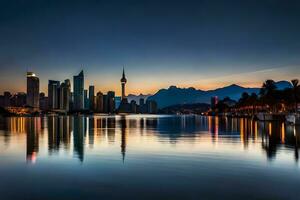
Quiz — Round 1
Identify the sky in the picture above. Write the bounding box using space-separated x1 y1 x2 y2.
1 0 300 95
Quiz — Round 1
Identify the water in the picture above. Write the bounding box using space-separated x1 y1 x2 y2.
0 115 299 200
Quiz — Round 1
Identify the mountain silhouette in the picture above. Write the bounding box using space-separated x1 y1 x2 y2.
127 94 151 104
148 81 292 108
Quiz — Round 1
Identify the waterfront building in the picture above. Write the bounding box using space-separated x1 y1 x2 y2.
11 92 27 107
115 96 121 110
73 70 84 110
130 100 137 113
89 85 95 111
84 89 89 110
139 98 147 113
103 94 108 113
60 79 71 111
146 100 158 114
39 93 48 111
26 72 40 109
107 91 115 113
48 80 60 109
95 92 104 112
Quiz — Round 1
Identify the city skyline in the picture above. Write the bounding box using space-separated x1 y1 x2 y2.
0 67 299 96
1 1 300 94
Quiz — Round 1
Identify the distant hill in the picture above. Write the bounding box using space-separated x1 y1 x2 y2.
127 94 151 104
148 81 292 108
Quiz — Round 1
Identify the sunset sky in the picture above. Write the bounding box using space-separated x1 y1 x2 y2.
1 0 300 95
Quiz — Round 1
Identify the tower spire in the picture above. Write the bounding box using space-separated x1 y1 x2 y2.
122 66 125 79
120 66 127 100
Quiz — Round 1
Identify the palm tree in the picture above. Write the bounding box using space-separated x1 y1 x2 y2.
260 80 277 112
291 79 299 113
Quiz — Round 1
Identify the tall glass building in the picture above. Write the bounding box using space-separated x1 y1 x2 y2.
26 72 39 110
73 70 84 110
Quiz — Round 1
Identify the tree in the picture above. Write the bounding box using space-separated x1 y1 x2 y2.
249 93 258 114
260 80 277 112
291 79 300 113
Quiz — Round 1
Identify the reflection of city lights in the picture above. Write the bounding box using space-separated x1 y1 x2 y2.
208 116 212 133
281 123 285 144
215 117 219 138
268 123 272 135
240 119 244 142
27 152 37 164
254 121 258 141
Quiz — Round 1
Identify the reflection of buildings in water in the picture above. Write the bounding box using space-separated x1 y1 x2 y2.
73 116 86 162
285 125 300 162
139 117 158 136
1 117 27 145
88 117 95 147
48 116 59 152
48 116 72 153
208 116 219 143
6 117 26 133
139 118 145 135
259 121 300 161
107 117 116 144
26 117 41 163
119 116 127 163
239 118 255 148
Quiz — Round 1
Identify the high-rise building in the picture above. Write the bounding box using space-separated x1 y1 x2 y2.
115 96 121 110
139 98 147 113
120 67 127 100
139 98 145 106
84 89 88 110
103 94 108 113
130 100 137 113
26 72 40 109
107 91 115 113
39 92 48 111
146 100 158 114
60 79 71 111
89 85 95 110
48 80 60 110
73 70 84 110
95 91 103 112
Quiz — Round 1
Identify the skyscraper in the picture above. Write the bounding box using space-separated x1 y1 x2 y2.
95 91 103 112
120 67 127 100
103 94 108 113
48 80 60 110
26 72 39 109
73 70 84 110
107 91 115 113
60 79 71 111
84 89 88 109
89 85 95 111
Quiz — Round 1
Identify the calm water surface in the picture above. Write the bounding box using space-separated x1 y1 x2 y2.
0 115 300 200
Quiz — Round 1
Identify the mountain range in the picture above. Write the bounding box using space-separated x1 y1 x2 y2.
146 81 292 108
126 93 151 104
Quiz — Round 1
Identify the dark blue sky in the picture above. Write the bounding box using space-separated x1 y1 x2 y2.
1 0 300 95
